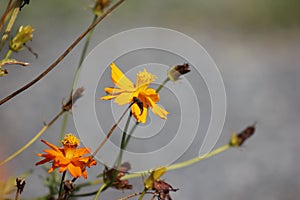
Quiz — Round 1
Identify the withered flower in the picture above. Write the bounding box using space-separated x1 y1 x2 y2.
153 180 178 200
103 162 132 190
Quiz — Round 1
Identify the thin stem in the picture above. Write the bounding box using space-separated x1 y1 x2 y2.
59 113 69 141
156 77 170 93
60 14 98 144
3 49 12 60
138 190 146 200
0 110 65 166
116 111 132 168
0 0 13 33
0 0 22 51
14 189 19 200
71 15 98 92
166 144 231 171
91 104 132 159
0 0 127 106
119 192 153 200
58 171 67 199
121 144 231 181
124 121 139 147
93 183 108 200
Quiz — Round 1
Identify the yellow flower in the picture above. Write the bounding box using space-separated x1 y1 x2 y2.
100 63 168 123
9 25 34 52
35 134 96 179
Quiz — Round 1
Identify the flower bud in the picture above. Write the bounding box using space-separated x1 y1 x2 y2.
9 25 34 52
230 125 256 147
167 63 191 81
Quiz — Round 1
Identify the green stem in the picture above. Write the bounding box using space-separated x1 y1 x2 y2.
4 49 12 60
124 121 139 147
156 77 170 93
121 144 231 181
59 15 98 139
166 144 231 171
93 183 108 200
138 190 146 200
58 171 66 199
116 111 132 168
59 112 69 141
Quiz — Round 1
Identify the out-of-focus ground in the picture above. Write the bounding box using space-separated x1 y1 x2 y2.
0 0 300 199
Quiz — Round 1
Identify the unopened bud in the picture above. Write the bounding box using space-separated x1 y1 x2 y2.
9 25 34 52
230 124 256 147
167 63 191 81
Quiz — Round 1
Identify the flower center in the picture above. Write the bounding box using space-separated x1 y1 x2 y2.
136 69 156 88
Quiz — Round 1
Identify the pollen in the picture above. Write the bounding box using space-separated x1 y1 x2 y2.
61 133 80 147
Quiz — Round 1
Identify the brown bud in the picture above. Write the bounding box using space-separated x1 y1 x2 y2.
230 124 256 147
168 63 191 81
16 177 26 194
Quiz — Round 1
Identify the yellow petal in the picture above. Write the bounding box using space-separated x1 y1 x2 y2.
100 95 117 100
110 63 135 91
114 92 132 105
132 103 148 123
104 87 125 94
146 97 168 119
151 104 168 119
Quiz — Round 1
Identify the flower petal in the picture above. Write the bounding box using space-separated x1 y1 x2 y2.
143 88 160 102
41 140 60 151
110 63 134 91
132 103 148 123
104 87 125 94
151 104 168 119
146 97 168 119
100 95 117 100
67 164 82 178
114 92 132 105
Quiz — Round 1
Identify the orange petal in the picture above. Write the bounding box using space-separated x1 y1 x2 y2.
67 164 82 178
110 63 135 91
144 88 160 102
41 140 60 151
75 147 91 156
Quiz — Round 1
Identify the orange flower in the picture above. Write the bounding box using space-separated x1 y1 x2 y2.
35 134 96 179
100 63 168 123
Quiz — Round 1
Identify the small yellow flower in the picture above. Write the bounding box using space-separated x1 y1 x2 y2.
9 25 34 52
35 134 96 179
100 63 168 123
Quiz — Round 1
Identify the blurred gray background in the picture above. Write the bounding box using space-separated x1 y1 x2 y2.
0 0 300 199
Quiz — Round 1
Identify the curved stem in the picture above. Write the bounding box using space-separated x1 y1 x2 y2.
121 144 231 181
0 110 65 166
0 0 127 106
93 183 108 200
